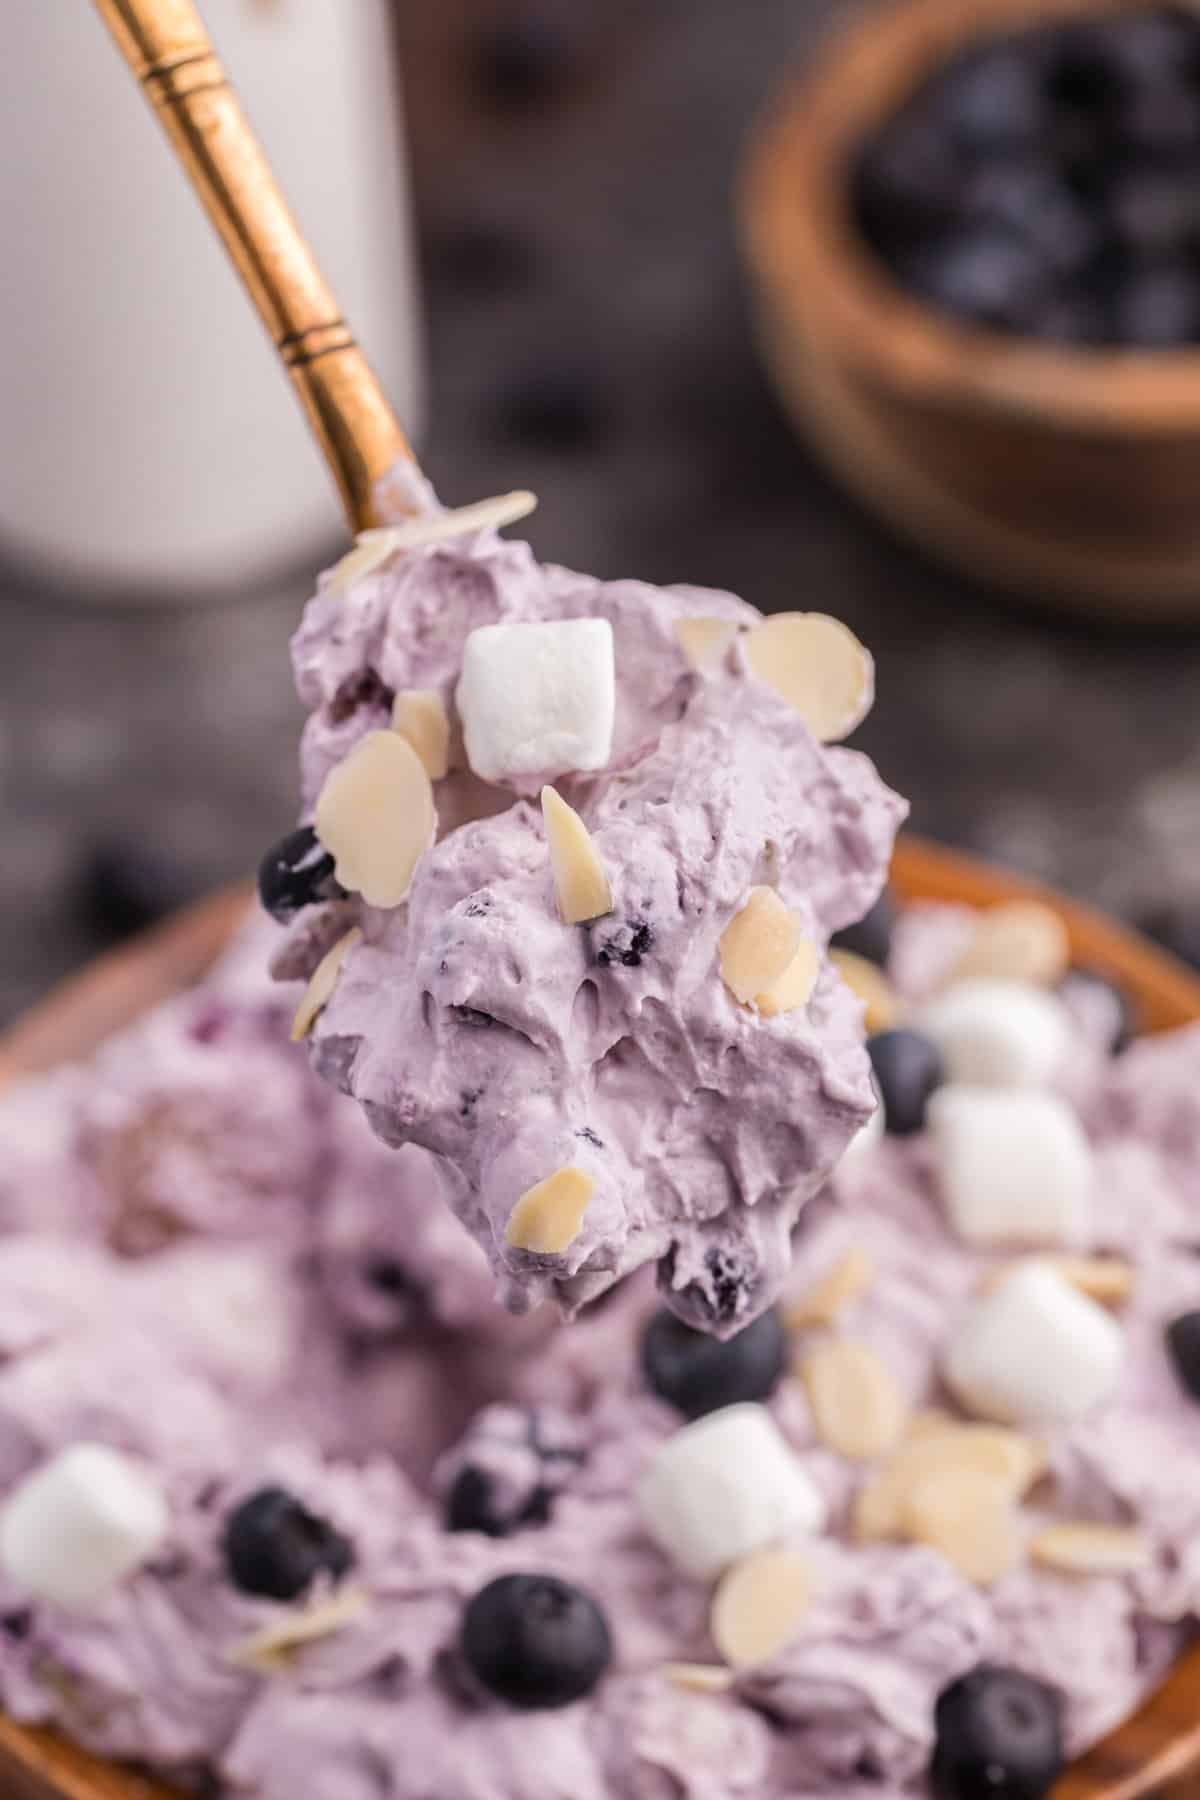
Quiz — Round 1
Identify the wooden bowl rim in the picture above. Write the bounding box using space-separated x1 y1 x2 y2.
742 0 1200 436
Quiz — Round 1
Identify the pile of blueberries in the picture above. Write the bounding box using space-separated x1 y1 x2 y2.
852 4 1200 346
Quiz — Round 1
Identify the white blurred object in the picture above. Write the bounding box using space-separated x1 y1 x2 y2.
0 3 423 598
0 1443 169 1610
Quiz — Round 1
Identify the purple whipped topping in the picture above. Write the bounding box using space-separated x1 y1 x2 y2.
284 466 905 1333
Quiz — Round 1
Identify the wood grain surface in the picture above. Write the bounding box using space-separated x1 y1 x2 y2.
0 837 1197 1799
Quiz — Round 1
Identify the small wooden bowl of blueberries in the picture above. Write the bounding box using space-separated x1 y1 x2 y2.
743 0 1200 620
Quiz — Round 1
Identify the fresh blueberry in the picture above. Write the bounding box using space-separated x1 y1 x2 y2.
460 1573 612 1708
221 1487 354 1601
1058 967 1135 1055
257 826 345 924
966 160 1098 277
908 227 1048 333
640 1305 786 1419
932 1664 1065 1800
867 1029 945 1135
832 890 896 969
930 43 1049 152
1108 168 1200 260
1166 1310 1200 1401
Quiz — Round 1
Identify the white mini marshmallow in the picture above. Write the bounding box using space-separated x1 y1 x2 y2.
636 1403 825 1580
915 978 1069 1089
944 1262 1123 1426
456 618 615 783
0 1443 169 1611
929 1087 1091 1249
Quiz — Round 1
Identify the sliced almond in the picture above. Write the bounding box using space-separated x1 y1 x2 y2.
829 951 900 1033
676 616 739 670
980 1256 1134 1309
756 940 821 1017
661 1662 736 1696
902 1469 1022 1587
392 689 451 780
798 1337 908 1461
744 612 874 743
505 1165 594 1255
290 928 361 1042
328 491 538 596
783 1246 876 1331
541 787 613 925
710 1548 814 1669
852 1424 1043 1542
947 901 1071 989
314 730 436 909
720 887 803 1007
1030 1522 1152 1577
226 1586 368 1673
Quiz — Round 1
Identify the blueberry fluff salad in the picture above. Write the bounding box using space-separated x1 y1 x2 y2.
854 4 1200 348
1 479 1200 1799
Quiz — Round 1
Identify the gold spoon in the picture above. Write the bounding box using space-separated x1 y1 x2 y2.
92 0 413 533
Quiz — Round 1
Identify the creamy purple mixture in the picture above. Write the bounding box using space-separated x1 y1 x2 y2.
0 889 1197 1797
278 468 905 1332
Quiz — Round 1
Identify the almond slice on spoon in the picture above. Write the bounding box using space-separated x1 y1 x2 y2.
744 613 874 742
720 888 803 1007
314 730 436 909
757 940 821 1017
328 491 539 595
291 928 361 1042
392 689 451 780
675 617 739 670
506 1166 594 1254
541 787 613 924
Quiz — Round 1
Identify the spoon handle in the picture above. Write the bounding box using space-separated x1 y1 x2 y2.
92 0 413 533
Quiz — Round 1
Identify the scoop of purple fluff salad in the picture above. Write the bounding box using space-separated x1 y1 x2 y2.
267 466 906 1334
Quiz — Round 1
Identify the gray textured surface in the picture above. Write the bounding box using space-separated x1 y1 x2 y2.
3 0 1200 1027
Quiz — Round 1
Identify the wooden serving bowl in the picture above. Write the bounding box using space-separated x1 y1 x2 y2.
742 0 1200 622
2 836 1200 1798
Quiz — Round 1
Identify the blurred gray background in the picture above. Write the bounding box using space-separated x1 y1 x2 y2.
4 0 1200 1024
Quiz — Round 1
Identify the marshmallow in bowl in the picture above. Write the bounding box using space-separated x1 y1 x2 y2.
456 618 616 782
915 978 1069 1088
0 1443 169 1611
929 1087 1092 1248
636 1404 825 1579
944 1262 1124 1426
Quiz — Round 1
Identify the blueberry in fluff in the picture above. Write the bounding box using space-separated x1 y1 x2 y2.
256 825 346 923
640 1305 786 1419
460 1572 612 1708
932 1664 1064 1799
1166 1311 1200 1402
867 1029 945 1135
222 1486 354 1601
